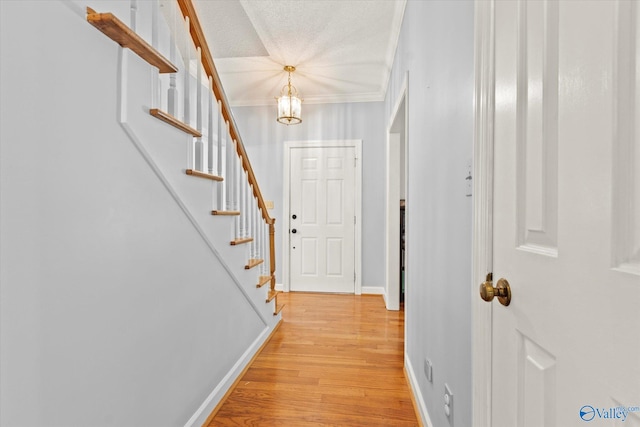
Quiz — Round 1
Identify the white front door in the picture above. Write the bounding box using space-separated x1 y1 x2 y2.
289 146 356 293
485 1 640 426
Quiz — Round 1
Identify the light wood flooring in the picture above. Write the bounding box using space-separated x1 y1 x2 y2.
207 292 419 426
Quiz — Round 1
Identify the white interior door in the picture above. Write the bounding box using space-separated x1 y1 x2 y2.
289 146 356 293
486 1 640 426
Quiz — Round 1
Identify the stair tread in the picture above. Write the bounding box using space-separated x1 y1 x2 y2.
266 290 279 303
150 109 201 137
212 210 241 216
274 303 285 316
245 258 264 270
257 275 272 288
186 169 223 182
86 8 177 73
231 237 253 246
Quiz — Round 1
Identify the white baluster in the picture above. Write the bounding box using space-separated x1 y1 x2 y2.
226 133 233 211
183 16 191 125
239 168 246 239
168 1 178 116
235 152 242 238
261 218 267 276
257 214 263 272
208 77 215 175
217 101 224 210
266 219 270 276
245 176 252 240
232 141 238 234
252 196 258 260
254 197 262 259
255 207 261 262
260 203 265 263
225 125 234 212
248 185 253 243
243 170 249 239
194 47 203 171
130 0 138 32
250 191 256 257
262 218 269 276
223 122 229 207
234 140 242 216
151 0 160 109
152 0 158 46
168 70 178 115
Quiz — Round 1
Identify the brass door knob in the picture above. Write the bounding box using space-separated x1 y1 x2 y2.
479 273 511 306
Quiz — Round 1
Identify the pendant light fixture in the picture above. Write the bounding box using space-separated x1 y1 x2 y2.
276 65 302 125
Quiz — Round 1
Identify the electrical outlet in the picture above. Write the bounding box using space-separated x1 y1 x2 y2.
424 358 433 383
444 383 453 420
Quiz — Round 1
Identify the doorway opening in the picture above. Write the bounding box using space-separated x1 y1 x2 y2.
386 79 408 311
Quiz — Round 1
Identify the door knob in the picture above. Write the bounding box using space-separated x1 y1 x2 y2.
479 273 511 306
291 229 297 234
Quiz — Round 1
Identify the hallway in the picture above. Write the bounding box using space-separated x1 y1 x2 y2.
208 292 419 426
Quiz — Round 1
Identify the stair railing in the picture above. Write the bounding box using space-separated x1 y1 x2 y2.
88 0 277 303
172 0 277 292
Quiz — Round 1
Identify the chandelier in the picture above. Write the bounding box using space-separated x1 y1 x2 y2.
276 65 302 125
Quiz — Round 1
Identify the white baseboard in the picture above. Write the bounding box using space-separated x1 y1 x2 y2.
362 286 385 295
405 355 434 427
184 326 272 427
276 283 384 295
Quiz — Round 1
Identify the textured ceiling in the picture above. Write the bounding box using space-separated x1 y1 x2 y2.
192 0 406 106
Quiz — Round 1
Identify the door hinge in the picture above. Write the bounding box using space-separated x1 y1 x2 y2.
354 157 357 167
354 215 356 225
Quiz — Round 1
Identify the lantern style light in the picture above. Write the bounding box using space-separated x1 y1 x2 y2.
276 65 302 125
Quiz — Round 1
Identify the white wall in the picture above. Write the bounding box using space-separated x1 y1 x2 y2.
386 1 475 426
0 2 273 425
232 102 387 289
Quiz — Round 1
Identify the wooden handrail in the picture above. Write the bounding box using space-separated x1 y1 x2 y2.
176 0 273 226
86 8 178 74
176 0 277 293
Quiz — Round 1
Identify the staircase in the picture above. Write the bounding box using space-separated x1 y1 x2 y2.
0 0 291 425
86 1 283 319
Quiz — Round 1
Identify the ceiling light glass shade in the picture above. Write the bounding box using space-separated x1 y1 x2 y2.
276 66 302 125
277 92 302 125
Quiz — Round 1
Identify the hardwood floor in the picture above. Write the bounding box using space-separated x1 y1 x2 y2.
207 292 419 426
